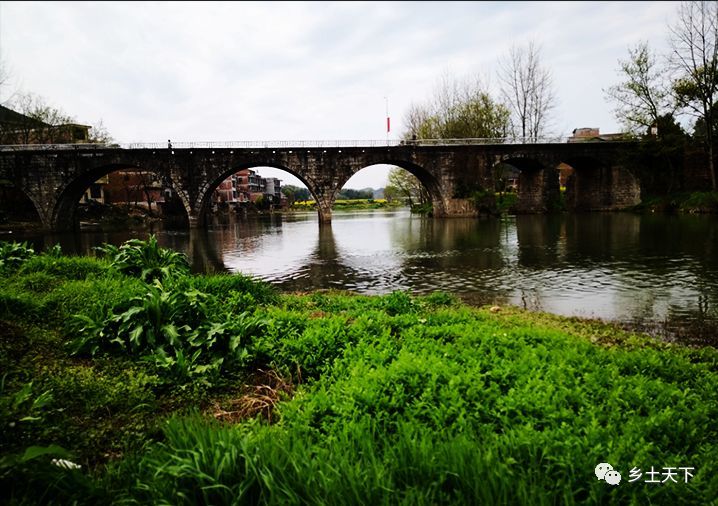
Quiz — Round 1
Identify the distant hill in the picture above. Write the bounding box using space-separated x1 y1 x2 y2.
337 187 374 200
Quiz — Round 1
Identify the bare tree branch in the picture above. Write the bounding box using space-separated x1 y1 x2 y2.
497 41 557 140
669 0 718 189
402 72 510 141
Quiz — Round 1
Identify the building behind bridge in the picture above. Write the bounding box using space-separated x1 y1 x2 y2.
0 104 91 145
81 168 288 215
211 169 287 211
568 127 629 143
0 104 93 221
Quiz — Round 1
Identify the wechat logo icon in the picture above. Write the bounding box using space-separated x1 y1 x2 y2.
595 462 621 486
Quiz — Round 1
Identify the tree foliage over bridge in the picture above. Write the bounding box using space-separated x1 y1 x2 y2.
604 0 718 190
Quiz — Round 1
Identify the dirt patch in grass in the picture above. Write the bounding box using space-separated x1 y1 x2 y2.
210 369 295 424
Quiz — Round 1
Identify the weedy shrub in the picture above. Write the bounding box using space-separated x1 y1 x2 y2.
0 376 53 434
0 241 35 274
680 191 718 212
0 443 104 505
0 254 124 324
19 254 111 280
39 365 160 418
181 273 278 306
95 235 190 282
381 291 416 316
417 291 458 308
0 291 41 320
226 291 257 314
44 243 63 258
40 276 147 326
250 309 364 381
147 312 267 383
17 271 61 293
264 315 351 379
0 377 61 481
69 280 206 357
69 280 268 385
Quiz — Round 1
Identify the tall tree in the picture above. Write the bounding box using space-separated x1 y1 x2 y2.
282 185 310 203
669 0 718 189
498 42 557 141
403 102 437 140
384 168 429 207
604 41 673 134
402 72 510 140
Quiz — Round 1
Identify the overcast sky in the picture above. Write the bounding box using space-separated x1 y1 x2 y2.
1 1 680 189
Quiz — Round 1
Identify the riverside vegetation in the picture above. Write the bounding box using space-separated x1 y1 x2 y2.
0 237 717 505
291 198 404 212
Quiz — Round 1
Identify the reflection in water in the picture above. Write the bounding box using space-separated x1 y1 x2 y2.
11 209 718 344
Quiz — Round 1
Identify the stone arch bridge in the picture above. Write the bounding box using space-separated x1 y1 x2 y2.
0 139 640 230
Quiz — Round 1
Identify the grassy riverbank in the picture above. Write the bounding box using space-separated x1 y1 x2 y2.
634 191 718 214
292 198 404 211
1 238 717 504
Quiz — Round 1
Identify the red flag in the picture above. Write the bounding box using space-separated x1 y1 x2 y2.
387 117 391 133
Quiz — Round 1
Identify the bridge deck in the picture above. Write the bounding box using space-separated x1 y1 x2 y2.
0 136 633 151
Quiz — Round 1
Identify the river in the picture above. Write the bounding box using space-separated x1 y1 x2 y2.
7 209 718 345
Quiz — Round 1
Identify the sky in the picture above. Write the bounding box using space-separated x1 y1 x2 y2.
0 1 680 189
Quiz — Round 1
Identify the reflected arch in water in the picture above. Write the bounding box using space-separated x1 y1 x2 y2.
300 223 362 289
185 227 228 274
515 214 564 267
563 212 641 262
388 215 501 253
202 212 323 283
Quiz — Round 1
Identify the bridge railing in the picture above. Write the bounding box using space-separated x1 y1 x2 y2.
0 136 623 151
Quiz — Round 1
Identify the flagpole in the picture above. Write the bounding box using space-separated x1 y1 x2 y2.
385 96 390 144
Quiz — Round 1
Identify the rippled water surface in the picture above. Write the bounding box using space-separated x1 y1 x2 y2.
13 209 718 343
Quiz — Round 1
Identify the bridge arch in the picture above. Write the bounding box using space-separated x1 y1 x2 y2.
0 182 46 227
492 155 560 213
337 160 446 216
560 155 640 211
51 163 188 231
194 162 324 226
0 142 641 231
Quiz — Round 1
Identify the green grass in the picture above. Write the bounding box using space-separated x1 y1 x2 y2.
110 296 718 505
635 191 718 213
292 199 405 211
680 191 718 212
1 241 717 504
496 192 518 213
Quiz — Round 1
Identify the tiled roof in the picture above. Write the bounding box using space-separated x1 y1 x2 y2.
0 105 49 128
